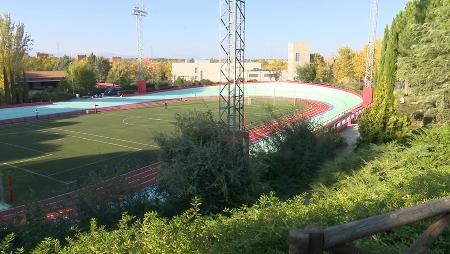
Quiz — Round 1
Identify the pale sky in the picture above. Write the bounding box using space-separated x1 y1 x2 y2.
0 0 408 59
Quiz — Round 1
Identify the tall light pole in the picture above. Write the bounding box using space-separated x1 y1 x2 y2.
132 1 148 92
219 0 246 131
364 0 379 89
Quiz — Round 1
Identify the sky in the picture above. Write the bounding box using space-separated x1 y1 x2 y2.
0 0 408 59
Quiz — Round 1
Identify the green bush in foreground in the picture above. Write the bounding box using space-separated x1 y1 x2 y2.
19 125 448 253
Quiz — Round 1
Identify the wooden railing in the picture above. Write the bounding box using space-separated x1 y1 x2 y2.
289 196 450 254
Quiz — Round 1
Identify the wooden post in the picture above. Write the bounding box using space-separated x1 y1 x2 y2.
289 230 309 254
306 225 324 254
404 213 450 254
289 226 324 254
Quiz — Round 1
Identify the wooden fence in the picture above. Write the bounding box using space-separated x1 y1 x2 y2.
289 196 450 254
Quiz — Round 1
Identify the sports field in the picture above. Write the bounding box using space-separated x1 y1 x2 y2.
0 98 307 204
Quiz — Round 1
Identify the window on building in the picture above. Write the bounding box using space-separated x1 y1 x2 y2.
295 53 301 62
194 67 198 73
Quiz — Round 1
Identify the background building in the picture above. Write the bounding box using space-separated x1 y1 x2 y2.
172 61 263 82
287 42 310 80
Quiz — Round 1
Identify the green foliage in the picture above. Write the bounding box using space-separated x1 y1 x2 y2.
86 53 111 83
107 61 132 85
53 55 74 71
295 64 315 82
154 111 261 214
24 126 450 253
0 14 32 104
255 120 343 197
66 60 96 95
25 55 58 71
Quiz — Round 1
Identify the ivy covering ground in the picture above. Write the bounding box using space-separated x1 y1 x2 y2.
16 125 448 254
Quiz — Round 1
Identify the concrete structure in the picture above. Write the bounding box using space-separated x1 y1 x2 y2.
172 61 263 82
287 42 310 80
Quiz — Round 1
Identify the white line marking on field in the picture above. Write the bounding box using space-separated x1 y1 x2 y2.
8 154 53 165
28 124 157 148
48 152 136 176
1 162 72 185
0 141 49 155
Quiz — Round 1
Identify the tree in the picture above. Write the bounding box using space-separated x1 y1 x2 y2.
94 56 111 83
0 14 32 104
67 60 96 94
397 4 450 94
359 26 411 144
107 61 132 85
295 64 315 82
311 53 328 83
53 55 74 71
332 47 355 84
25 55 57 71
154 111 260 214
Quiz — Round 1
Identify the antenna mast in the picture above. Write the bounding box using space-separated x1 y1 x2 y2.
364 0 379 88
132 1 148 81
219 0 246 131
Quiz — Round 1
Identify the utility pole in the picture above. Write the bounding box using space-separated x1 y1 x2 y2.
219 0 246 131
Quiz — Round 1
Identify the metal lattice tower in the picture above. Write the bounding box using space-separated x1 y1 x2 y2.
219 0 246 131
364 0 379 88
132 1 148 81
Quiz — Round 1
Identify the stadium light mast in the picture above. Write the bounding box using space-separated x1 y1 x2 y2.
132 1 148 93
364 0 379 89
219 0 246 131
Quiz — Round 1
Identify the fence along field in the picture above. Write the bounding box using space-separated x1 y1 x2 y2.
0 98 308 204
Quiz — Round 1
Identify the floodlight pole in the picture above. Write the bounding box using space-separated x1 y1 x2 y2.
132 1 148 82
364 0 379 88
219 0 246 131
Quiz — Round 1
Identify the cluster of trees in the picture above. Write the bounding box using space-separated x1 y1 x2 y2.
0 14 32 104
296 43 381 90
360 0 450 143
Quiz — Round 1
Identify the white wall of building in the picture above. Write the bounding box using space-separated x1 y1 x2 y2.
287 42 311 80
172 62 262 82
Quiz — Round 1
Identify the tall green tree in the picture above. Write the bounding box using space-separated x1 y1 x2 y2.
332 47 355 84
0 14 32 104
295 64 315 82
53 55 74 71
107 61 132 85
67 60 96 94
397 4 450 94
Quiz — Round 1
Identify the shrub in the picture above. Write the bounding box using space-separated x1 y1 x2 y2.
26 125 450 253
154 111 263 214
254 120 343 197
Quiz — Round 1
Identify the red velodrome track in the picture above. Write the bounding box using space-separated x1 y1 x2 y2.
0 83 364 224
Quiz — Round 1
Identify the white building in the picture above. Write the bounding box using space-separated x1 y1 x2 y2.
172 42 310 82
288 42 311 80
172 61 266 82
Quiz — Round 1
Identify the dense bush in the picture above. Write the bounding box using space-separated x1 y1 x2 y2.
255 120 343 197
12 125 448 253
29 88 75 102
154 111 263 214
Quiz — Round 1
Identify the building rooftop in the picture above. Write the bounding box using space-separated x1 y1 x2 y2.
25 71 66 82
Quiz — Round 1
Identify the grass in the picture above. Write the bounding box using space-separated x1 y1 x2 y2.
0 98 307 204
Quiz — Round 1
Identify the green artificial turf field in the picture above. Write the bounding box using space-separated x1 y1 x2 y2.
0 98 307 204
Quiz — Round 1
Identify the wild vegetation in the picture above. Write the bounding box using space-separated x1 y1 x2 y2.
1 124 446 253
